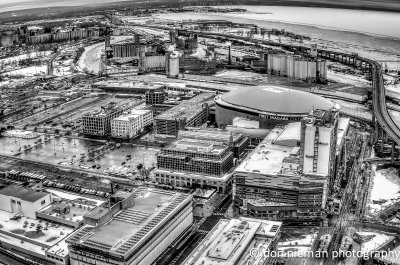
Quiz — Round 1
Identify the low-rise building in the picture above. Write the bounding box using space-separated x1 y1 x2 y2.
67 187 193 265
111 109 153 138
154 93 214 135
182 217 282 265
0 185 52 219
0 185 75 265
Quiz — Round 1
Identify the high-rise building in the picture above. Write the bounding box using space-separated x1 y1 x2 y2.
300 108 340 178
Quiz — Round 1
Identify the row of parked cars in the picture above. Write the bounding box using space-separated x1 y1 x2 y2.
42 180 111 198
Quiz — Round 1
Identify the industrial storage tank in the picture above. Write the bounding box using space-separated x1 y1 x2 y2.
307 60 317 80
286 56 295 78
317 59 327 81
168 57 180 77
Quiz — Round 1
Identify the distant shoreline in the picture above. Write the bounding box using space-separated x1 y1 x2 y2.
1 0 400 23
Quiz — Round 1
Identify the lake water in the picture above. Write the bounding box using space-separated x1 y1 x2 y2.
157 7 400 65
0 0 131 13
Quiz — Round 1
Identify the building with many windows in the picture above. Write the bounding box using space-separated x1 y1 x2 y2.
67 187 193 265
154 93 215 135
81 102 123 136
233 107 343 223
182 217 282 265
145 89 167 105
155 129 248 192
111 109 153 138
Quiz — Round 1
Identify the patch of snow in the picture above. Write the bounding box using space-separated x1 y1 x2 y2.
357 231 394 253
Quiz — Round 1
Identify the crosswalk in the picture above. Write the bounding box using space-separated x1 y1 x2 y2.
212 213 225 216
197 230 209 234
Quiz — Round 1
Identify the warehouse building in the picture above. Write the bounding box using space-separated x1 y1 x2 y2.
182 217 282 265
67 187 193 265
154 93 215 135
0 185 52 219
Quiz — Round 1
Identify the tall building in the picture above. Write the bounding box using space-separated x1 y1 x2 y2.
300 108 340 178
154 93 214 136
155 129 248 192
81 102 123 136
67 187 193 265
111 109 153 138
182 217 282 265
233 107 343 223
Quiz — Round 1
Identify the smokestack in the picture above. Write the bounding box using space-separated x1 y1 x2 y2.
228 45 232 65
110 182 114 194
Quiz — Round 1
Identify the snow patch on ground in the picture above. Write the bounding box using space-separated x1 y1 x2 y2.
279 233 317 246
1 65 47 77
357 231 394 253
368 166 400 215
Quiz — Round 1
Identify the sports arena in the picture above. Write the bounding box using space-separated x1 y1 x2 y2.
215 85 337 129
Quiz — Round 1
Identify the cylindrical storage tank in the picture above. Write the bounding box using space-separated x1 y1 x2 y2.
268 54 273 72
285 56 293 78
279 55 287 75
272 54 280 74
169 57 179 77
307 61 316 79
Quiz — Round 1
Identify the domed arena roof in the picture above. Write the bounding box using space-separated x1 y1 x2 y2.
220 86 335 115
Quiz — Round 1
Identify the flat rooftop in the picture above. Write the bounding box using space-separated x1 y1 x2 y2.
0 185 49 202
155 93 214 121
67 188 191 258
166 139 227 155
336 117 350 155
0 209 74 257
235 123 301 176
182 217 281 265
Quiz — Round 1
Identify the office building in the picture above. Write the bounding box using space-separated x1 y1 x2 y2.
182 217 282 265
145 89 167 105
154 93 214 135
111 109 153 138
155 129 248 192
67 187 193 265
81 102 123 136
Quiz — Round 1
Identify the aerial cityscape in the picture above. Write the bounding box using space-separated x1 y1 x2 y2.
0 1 400 265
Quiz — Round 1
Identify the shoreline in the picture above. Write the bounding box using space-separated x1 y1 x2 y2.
2 1 400 23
